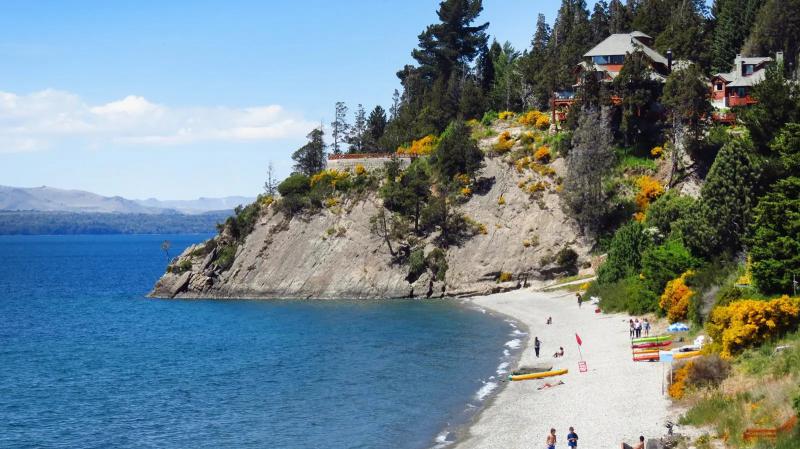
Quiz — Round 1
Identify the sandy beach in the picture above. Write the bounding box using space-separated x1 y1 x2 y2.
454 288 670 449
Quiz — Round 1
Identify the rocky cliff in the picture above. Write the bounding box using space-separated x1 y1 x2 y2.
150 128 593 300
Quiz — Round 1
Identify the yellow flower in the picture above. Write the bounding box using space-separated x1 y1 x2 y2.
533 145 551 163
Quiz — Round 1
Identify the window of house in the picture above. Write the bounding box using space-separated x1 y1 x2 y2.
716 83 723 91
744 64 754 75
592 55 624 65
737 87 747 97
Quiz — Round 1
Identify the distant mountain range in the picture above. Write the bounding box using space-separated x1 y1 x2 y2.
0 185 255 215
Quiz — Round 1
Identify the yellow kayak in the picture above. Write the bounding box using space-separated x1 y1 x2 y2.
633 348 661 354
674 351 701 360
509 369 568 381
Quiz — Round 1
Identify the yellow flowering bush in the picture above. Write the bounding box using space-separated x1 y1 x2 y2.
650 146 664 158
310 169 350 188
706 295 800 358
478 223 488 235
324 197 340 208
498 111 515 121
354 163 367 176
529 163 556 177
526 181 548 194
497 195 506 205
519 131 537 145
455 173 471 186
494 131 515 153
634 175 665 221
466 118 480 128
514 156 531 173
669 361 693 399
535 114 550 129
498 271 513 282
659 270 695 322
460 186 472 197
397 134 439 156
518 110 550 129
533 145 551 163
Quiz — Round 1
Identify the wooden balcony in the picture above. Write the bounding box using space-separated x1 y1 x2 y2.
727 96 758 107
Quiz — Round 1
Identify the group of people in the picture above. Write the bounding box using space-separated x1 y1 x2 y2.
545 427 579 449
629 318 650 338
544 427 645 448
533 337 564 359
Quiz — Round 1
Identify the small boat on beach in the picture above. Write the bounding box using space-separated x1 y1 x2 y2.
631 341 672 349
508 369 568 381
631 335 672 344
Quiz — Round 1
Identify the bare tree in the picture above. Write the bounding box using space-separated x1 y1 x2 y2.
263 161 278 195
161 240 172 263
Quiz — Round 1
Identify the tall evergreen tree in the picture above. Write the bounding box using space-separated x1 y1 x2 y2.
653 0 709 64
549 0 592 90
330 102 349 155
563 108 616 234
366 105 388 152
608 0 631 33
739 62 800 152
710 0 764 73
292 128 326 176
347 104 368 153
743 0 800 73
614 50 661 146
520 14 552 109
590 0 611 44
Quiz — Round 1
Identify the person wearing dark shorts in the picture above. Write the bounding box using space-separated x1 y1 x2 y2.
546 428 556 449
534 337 541 358
567 426 578 448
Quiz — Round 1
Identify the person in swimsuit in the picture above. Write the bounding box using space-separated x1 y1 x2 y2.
534 337 541 358
553 346 564 358
621 435 645 449
546 428 557 449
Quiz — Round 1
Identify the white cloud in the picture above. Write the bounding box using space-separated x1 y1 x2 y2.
0 89 316 153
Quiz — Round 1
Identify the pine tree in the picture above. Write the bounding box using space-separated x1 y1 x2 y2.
614 50 661 146
739 62 800 152
710 0 764 73
590 0 611 44
390 89 400 120
653 0 709 64
608 0 631 33
347 104 368 153
430 121 484 181
563 108 616 234
330 102 349 155
700 138 762 253
743 0 800 73
366 105 387 152
520 14 552 110
263 161 278 195
292 128 326 176
661 64 713 155
549 0 593 90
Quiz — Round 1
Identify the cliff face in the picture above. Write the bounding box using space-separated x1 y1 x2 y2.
150 144 592 300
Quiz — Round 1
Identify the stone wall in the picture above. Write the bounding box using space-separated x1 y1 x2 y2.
327 154 412 172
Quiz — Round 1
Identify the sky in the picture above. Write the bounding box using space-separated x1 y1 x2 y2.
0 1 588 200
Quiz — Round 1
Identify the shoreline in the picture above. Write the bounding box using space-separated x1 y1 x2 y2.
451 288 671 449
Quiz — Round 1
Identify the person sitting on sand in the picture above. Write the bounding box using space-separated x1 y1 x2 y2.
621 435 645 449
553 346 564 358
546 316 553 325
546 428 557 449
537 380 565 390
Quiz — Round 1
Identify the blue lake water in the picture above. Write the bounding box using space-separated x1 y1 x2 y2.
0 234 517 449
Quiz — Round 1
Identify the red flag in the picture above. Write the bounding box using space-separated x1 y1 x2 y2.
575 333 583 346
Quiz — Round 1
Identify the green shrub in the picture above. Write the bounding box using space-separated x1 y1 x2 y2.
687 355 731 388
426 248 448 281
588 275 658 314
215 244 237 271
480 110 498 126
407 249 426 283
277 173 311 197
644 191 696 239
640 239 697 294
597 221 652 284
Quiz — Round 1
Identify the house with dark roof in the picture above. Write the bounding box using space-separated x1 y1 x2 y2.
711 53 778 109
552 31 685 120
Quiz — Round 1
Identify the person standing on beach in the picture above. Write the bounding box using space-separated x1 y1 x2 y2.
629 319 635 339
567 426 578 448
546 428 557 449
634 319 641 338
534 337 541 358
644 319 651 337
576 292 582 308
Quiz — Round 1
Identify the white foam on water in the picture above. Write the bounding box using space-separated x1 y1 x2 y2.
474 380 498 401
505 339 521 349
432 431 454 448
496 362 510 374
511 329 527 336
503 349 510 357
